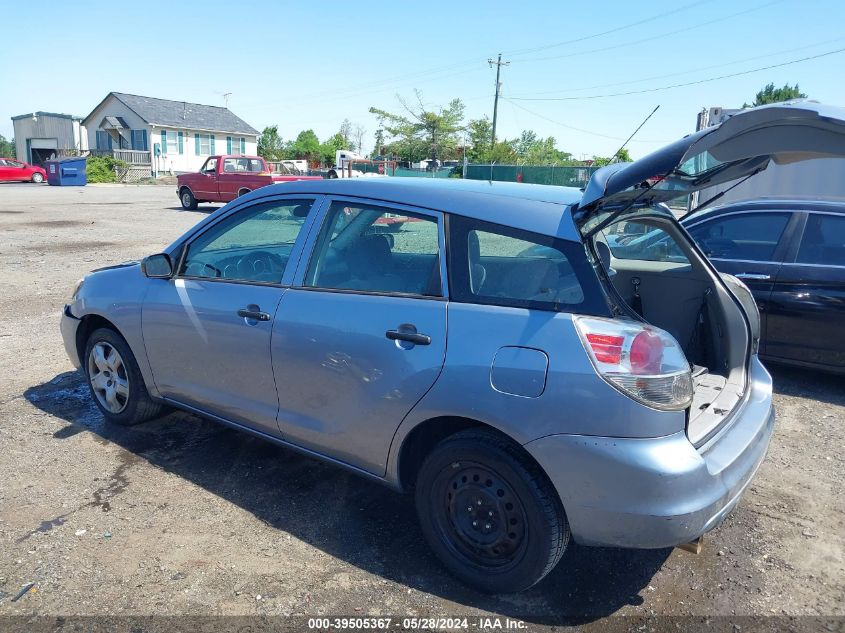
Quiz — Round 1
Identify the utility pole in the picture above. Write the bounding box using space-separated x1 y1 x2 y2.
488 53 510 149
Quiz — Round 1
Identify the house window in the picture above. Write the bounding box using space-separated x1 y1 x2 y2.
227 136 246 155
162 130 180 155
195 133 215 155
96 130 112 150
130 130 148 151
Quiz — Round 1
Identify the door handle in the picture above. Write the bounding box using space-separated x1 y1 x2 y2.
237 305 271 322
735 273 771 281
386 324 431 346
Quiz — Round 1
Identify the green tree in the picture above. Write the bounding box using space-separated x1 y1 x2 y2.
290 129 322 163
320 132 347 166
465 117 493 162
338 119 354 149
0 134 15 158
257 126 287 161
369 92 465 162
372 128 385 159
744 82 807 108
591 148 632 167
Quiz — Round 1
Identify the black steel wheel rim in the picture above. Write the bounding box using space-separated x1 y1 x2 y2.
430 460 528 571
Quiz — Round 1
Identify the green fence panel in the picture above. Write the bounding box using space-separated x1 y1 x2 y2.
465 164 598 188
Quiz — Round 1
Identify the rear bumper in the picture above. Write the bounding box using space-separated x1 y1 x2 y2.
60 305 82 369
524 357 774 548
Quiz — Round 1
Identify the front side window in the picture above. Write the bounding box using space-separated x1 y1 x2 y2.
181 199 314 283
686 212 790 262
305 200 442 296
202 158 218 173
796 214 845 266
449 216 595 311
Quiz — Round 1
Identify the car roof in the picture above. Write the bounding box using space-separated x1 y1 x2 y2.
247 177 584 240
684 197 845 224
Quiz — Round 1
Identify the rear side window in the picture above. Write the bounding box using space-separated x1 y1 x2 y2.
796 214 845 266
448 215 605 313
686 212 790 262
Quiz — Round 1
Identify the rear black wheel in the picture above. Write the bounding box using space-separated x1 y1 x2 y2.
415 429 569 593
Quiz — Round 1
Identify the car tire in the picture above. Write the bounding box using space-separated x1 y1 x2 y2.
31 172 44 183
237 188 250 197
327 170 338 179
415 429 569 593
84 327 163 426
180 188 198 210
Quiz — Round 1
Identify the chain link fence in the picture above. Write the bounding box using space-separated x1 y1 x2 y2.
465 164 598 187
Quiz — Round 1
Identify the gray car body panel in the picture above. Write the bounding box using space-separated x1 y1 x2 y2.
70 104 845 548
525 357 774 548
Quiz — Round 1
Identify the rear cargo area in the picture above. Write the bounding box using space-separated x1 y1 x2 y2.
594 215 750 445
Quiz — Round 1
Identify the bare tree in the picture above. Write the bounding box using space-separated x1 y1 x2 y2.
353 124 367 154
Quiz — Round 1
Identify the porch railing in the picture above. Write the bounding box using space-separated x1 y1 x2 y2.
87 149 151 165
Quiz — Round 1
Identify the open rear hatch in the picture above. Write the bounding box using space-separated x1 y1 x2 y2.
573 102 845 444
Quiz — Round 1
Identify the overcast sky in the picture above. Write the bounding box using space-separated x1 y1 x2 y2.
2 0 844 159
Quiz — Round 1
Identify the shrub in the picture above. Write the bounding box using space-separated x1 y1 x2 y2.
86 155 128 183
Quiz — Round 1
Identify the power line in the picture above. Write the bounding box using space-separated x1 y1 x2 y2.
503 98 671 143
503 0 706 57
511 0 784 64
514 36 845 96
507 46 845 101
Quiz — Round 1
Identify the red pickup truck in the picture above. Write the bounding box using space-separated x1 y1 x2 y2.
177 155 321 210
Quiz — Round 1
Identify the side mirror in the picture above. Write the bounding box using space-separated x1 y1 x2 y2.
141 253 173 278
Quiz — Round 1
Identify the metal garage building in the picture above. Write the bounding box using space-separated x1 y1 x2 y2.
10 112 88 166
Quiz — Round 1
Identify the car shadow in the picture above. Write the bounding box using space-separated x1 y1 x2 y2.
166 206 217 213
24 371 669 623
767 362 844 407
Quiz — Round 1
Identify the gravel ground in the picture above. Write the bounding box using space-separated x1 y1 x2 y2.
0 183 842 630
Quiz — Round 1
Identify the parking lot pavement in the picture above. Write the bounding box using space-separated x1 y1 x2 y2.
0 183 842 627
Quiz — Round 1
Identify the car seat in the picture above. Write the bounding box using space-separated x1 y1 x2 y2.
337 234 405 292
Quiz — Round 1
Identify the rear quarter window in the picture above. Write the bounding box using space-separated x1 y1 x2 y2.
447 215 608 315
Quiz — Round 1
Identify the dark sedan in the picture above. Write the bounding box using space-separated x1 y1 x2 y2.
682 199 845 374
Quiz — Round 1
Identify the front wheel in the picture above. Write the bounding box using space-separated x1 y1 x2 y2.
180 188 198 210
31 172 44 183
84 328 164 426
415 429 569 593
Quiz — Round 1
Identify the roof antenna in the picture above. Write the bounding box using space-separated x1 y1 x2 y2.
610 105 660 164
223 92 232 108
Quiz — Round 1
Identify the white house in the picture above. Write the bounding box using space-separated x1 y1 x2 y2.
82 92 260 175
11 112 88 165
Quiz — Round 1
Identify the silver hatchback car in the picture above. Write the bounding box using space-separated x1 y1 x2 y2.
61 103 844 593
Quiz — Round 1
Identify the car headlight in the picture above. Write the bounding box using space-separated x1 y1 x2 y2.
70 277 85 301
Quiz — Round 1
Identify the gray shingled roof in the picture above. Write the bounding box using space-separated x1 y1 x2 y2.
109 92 259 135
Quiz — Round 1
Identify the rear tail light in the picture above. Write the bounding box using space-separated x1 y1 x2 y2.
574 316 693 411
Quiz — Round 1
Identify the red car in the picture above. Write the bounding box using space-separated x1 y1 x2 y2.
177 155 321 209
0 158 47 183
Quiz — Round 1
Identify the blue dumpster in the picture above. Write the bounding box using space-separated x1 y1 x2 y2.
45 157 87 186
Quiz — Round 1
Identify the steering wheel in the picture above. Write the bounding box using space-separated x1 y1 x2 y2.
185 261 223 278
702 237 737 258
236 250 286 278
